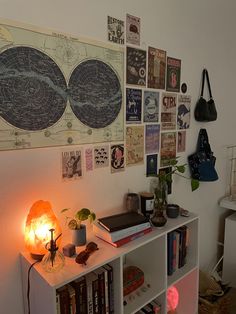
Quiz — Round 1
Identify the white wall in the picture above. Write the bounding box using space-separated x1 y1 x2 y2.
1 1 236 313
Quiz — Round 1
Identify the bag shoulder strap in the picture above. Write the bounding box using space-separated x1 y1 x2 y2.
200 69 206 97
200 68 213 99
205 69 213 99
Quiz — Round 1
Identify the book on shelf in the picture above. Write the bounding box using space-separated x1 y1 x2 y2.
57 286 70 314
93 220 151 242
97 212 149 232
167 232 175 276
92 273 100 314
56 292 60 314
67 284 76 314
93 267 106 314
71 276 87 314
86 272 98 314
103 264 114 314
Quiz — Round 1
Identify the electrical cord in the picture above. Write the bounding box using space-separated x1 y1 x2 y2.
27 260 40 314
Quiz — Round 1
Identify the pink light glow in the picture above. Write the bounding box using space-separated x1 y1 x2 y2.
167 285 179 311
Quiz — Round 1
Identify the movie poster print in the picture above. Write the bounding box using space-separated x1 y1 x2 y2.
160 132 176 167
126 46 146 86
126 126 144 166
177 95 191 129
148 47 166 89
143 91 159 123
161 92 177 130
85 148 93 171
62 149 82 181
107 16 124 45
177 131 186 153
145 124 160 154
146 154 158 176
94 145 109 168
126 88 142 123
111 144 125 173
126 14 140 45
166 57 181 92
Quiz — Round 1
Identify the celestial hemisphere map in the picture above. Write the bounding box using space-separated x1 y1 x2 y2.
0 19 124 150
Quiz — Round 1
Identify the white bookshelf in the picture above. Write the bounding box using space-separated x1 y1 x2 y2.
21 212 199 314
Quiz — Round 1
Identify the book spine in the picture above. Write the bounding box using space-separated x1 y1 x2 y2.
58 287 70 314
92 276 99 314
103 268 109 314
105 265 114 314
56 293 60 314
72 276 87 314
172 232 177 272
167 232 174 276
174 231 180 270
114 227 152 247
86 276 93 314
67 285 76 314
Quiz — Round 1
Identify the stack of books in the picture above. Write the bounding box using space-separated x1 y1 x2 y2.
135 300 161 313
93 212 152 247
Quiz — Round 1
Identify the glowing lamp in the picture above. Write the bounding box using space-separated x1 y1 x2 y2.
167 285 179 313
24 200 62 260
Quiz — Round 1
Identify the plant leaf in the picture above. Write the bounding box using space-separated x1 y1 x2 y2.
176 165 186 173
76 208 91 221
169 159 178 166
191 179 200 191
61 208 70 213
89 213 96 223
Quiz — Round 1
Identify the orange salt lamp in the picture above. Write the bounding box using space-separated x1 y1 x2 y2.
24 200 62 260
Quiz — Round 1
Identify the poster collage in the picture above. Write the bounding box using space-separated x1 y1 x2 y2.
63 14 191 182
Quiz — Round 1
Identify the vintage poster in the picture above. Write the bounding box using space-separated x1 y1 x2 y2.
145 124 160 154
111 144 125 173
143 91 159 123
147 47 166 89
126 88 142 123
62 149 82 181
107 16 124 45
126 14 140 45
161 92 177 130
166 57 181 92
160 132 176 167
177 131 186 153
85 148 93 171
146 154 158 176
126 126 144 166
94 145 109 168
126 46 146 86
159 167 172 194
177 95 191 129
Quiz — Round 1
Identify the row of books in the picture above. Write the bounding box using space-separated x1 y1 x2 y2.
167 225 189 276
56 263 114 314
135 300 161 314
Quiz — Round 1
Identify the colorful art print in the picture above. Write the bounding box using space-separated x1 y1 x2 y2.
145 124 160 154
126 14 140 45
126 88 142 123
166 57 181 92
161 92 177 130
107 16 124 45
159 167 172 194
126 46 146 86
146 154 158 176
94 145 109 168
126 126 144 166
85 148 93 171
147 47 166 89
62 149 82 181
160 132 176 167
177 95 191 129
111 144 125 173
143 91 159 123
177 131 186 153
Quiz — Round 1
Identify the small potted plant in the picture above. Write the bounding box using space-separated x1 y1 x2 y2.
61 208 96 246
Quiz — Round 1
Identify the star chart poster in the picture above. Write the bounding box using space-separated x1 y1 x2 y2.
126 46 146 86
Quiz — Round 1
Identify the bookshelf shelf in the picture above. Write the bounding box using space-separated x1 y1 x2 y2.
21 212 199 314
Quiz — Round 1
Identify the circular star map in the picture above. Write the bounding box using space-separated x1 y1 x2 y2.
68 59 122 129
0 46 67 130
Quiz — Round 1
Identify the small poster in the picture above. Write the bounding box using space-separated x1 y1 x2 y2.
126 88 142 123
146 154 158 176
62 149 82 181
126 14 140 45
126 46 146 86
85 148 93 171
148 47 166 89
107 16 124 45
126 126 144 166
94 145 109 168
161 92 177 130
166 57 181 92
177 95 191 129
143 91 159 123
160 132 176 167
159 167 172 194
145 124 160 154
111 144 125 173
177 131 186 153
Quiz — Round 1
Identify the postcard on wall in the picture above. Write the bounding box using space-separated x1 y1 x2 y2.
161 92 177 130
85 148 93 171
126 13 140 45
177 94 191 129
126 88 142 123
147 47 166 89
146 154 158 176
166 57 181 92
126 46 146 86
126 126 144 166
94 145 109 168
145 124 160 154
159 167 172 194
177 131 186 153
62 149 82 181
160 132 176 167
111 144 125 173
143 91 159 123
107 16 124 45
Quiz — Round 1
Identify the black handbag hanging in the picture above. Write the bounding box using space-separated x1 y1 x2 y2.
194 69 217 122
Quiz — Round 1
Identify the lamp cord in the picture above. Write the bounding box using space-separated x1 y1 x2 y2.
27 260 40 314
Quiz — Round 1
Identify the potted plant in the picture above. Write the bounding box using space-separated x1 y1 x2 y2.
61 208 96 246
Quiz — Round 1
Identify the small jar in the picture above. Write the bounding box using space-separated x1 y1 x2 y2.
126 193 139 212
140 192 154 218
